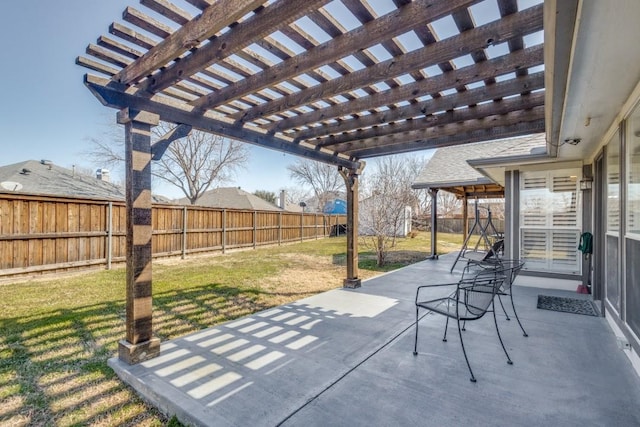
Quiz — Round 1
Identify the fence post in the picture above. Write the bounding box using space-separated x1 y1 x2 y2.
315 213 319 239
253 211 257 249
182 206 187 259
278 211 282 245
300 210 304 241
222 209 226 254
106 201 113 270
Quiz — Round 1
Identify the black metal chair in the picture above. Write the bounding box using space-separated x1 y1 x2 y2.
463 258 528 337
413 268 512 382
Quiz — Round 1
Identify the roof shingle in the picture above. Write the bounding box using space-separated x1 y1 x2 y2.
412 134 546 188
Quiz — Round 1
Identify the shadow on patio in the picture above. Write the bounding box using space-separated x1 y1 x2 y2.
110 254 640 426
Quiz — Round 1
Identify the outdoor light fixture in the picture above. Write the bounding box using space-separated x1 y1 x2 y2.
580 177 593 191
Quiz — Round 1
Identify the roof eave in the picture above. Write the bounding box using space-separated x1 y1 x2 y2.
411 177 495 190
467 152 552 168
544 0 580 157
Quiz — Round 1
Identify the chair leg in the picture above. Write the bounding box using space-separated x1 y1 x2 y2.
509 291 528 337
497 294 511 321
413 306 419 355
492 301 513 365
443 315 450 342
457 317 476 382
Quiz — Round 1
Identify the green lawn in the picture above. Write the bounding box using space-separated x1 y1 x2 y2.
0 232 462 426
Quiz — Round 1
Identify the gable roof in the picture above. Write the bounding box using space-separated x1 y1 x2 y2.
412 133 546 197
0 160 125 200
0 160 175 203
177 187 282 211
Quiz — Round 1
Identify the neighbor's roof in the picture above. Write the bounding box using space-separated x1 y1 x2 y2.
412 133 545 195
0 160 126 200
77 0 545 169
177 187 282 211
0 160 174 203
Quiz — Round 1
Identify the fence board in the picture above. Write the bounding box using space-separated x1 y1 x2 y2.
0 193 345 278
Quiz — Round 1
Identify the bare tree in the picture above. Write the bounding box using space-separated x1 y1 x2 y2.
83 120 126 175
359 156 421 266
287 159 344 212
85 121 249 204
437 191 462 217
154 125 248 204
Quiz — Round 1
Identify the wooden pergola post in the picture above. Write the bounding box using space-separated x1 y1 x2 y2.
339 166 362 288
117 108 161 364
462 195 469 240
428 188 439 260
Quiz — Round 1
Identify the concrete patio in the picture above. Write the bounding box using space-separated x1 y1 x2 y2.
110 255 640 426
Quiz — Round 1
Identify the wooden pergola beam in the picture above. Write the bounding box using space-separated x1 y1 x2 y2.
115 0 265 85
351 118 545 158
194 0 480 110
235 4 543 123
84 75 361 170
286 48 544 139
150 124 193 160
329 105 545 153
291 67 544 141
315 92 544 148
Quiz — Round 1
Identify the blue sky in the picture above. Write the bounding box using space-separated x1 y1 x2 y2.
0 0 300 198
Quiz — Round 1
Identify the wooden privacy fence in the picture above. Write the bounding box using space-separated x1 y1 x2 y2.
435 218 505 235
0 193 345 279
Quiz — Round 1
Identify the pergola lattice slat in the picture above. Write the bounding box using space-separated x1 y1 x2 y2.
325 105 545 153
141 0 332 94
351 119 546 157
196 0 481 112
315 92 544 149
116 0 264 85
292 68 544 142
256 5 543 132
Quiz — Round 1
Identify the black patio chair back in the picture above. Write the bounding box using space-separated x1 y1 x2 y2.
462 258 528 336
413 267 512 382
458 271 502 320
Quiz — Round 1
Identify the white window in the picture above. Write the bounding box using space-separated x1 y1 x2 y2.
520 169 581 274
607 130 620 233
627 106 640 237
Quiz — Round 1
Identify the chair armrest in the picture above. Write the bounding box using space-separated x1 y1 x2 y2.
415 282 460 303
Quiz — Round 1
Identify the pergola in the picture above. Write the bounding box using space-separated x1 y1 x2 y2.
420 183 504 260
77 0 545 363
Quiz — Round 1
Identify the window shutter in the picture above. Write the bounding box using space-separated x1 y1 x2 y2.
520 169 581 274
551 230 580 273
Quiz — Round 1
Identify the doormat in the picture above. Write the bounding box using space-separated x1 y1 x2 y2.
537 295 599 317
